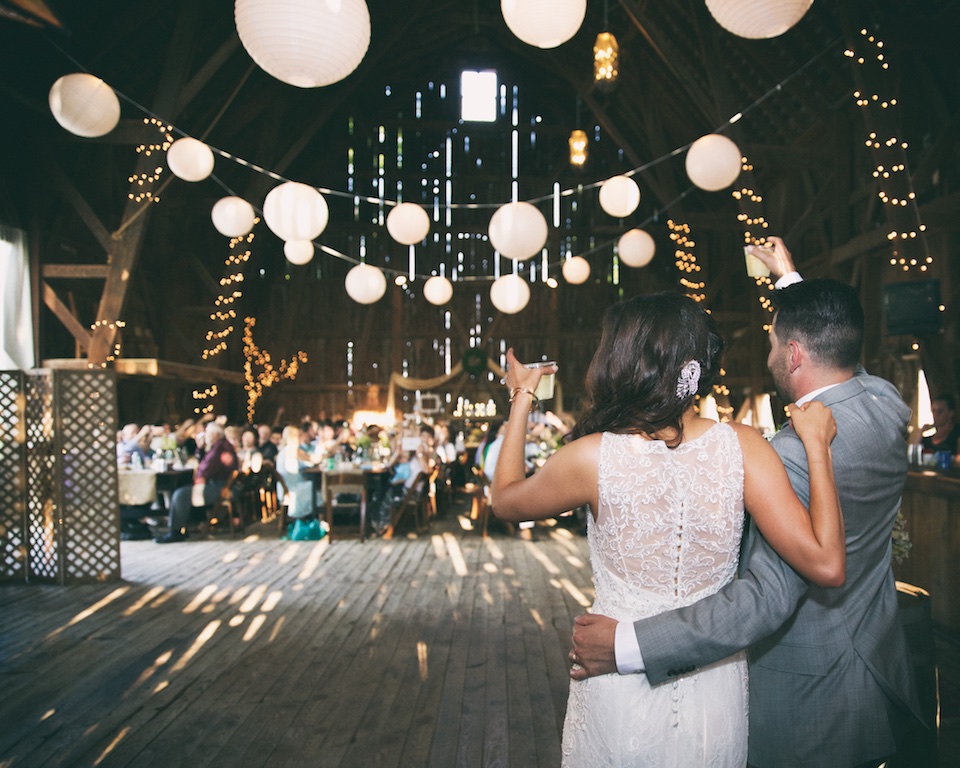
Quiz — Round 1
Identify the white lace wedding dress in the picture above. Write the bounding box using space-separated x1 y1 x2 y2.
562 425 749 767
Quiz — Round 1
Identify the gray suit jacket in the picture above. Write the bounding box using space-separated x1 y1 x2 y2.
633 373 923 767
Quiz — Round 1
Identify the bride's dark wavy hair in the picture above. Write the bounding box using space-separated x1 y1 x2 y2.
569 292 724 448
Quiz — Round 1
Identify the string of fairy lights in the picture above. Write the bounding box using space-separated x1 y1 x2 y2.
846 27 931 273
667 218 733 421
242 317 308 422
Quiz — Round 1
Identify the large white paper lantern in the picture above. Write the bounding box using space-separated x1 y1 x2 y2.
618 229 655 268
705 0 813 39
685 134 743 192
166 137 215 182
211 196 256 237
501 0 586 49
599 175 641 218
562 256 591 284
489 274 530 314
284 240 314 265
235 0 371 88
488 202 548 261
423 276 453 306
345 263 386 304
48 73 120 138
263 181 329 241
386 203 430 245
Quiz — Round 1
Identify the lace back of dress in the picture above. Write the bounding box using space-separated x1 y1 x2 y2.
588 425 745 620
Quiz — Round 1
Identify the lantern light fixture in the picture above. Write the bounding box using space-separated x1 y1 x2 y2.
569 129 588 166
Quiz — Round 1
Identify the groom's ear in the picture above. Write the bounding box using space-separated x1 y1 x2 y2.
787 340 803 373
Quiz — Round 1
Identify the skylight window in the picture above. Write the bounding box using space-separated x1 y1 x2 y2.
460 70 498 122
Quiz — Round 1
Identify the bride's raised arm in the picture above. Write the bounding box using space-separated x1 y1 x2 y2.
733 402 845 588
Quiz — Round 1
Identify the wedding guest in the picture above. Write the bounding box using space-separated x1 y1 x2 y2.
155 421 238 543
910 393 960 456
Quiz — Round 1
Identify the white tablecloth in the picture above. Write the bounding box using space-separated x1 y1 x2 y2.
118 469 156 506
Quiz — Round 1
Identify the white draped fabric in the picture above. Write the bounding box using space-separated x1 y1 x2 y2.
0 225 34 371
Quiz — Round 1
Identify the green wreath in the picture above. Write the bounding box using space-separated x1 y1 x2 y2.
462 348 488 377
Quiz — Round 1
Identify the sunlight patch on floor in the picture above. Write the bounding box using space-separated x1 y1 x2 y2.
442 532 468 576
46 587 130 640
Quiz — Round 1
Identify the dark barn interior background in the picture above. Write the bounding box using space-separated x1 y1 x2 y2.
1 0 958 426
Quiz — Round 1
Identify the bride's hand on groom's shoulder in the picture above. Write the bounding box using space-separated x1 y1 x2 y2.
788 401 837 447
569 614 618 680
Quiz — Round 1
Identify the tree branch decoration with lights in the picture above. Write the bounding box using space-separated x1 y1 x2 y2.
242 316 308 422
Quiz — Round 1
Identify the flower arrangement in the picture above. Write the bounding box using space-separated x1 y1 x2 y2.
891 510 912 565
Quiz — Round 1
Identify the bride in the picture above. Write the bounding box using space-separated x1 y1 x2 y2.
491 292 843 767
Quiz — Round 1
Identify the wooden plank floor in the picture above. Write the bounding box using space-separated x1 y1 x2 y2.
1 501 957 767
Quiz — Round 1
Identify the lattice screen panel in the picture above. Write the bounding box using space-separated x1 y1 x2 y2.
0 371 28 581
25 372 58 581
52 370 120 583
2 369 120 584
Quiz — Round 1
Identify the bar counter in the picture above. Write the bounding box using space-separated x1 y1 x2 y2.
894 466 960 636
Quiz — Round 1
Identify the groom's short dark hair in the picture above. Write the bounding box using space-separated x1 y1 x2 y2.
772 279 864 370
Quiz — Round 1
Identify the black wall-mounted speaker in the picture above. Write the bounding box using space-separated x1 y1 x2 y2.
883 279 942 336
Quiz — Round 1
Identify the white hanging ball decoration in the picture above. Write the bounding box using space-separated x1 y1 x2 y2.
488 202 548 261
211 196 256 237
562 256 591 285
489 274 530 314
500 0 586 49
262 181 329 241
618 229 656 268
423 276 454 306
235 0 371 88
386 203 430 245
685 133 743 192
705 0 813 39
599 175 641 218
345 263 387 304
284 240 314 265
166 137 215 182
48 73 120 138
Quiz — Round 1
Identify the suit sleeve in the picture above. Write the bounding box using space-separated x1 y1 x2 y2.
635 429 811 685
636 530 807 684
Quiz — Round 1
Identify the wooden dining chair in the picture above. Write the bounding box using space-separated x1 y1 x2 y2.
323 471 367 542
382 471 430 539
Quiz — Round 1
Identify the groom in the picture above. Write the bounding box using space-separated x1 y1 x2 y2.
569 240 923 767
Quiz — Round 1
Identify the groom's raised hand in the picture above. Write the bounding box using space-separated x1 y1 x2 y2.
569 613 618 680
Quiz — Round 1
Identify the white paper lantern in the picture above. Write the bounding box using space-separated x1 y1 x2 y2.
618 229 656 268
562 256 591 284
386 203 430 245
345 263 387 304
284 240 314 265
262 181 329 241
685 134 743 192
489 274 530 314
488 202 548 261
48 73 120 138
599 175 641 218
235 0 371 88
423 276 454 306
500 0 586 48
166 137 215 182
705 0 813 39
211 196 256 237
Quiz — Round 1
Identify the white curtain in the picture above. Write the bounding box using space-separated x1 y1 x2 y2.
0 225 35 370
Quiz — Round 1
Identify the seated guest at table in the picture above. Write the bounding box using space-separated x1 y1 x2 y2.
910 392 960 457
174 418 199 460
276 424 314 520
237 426 263 474
433 421 457 464
117 423 152 467
257 423 279 462
155 421 238 543
300 420 319 455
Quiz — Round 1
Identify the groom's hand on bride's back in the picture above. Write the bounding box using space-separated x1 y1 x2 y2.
569 613 619 680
